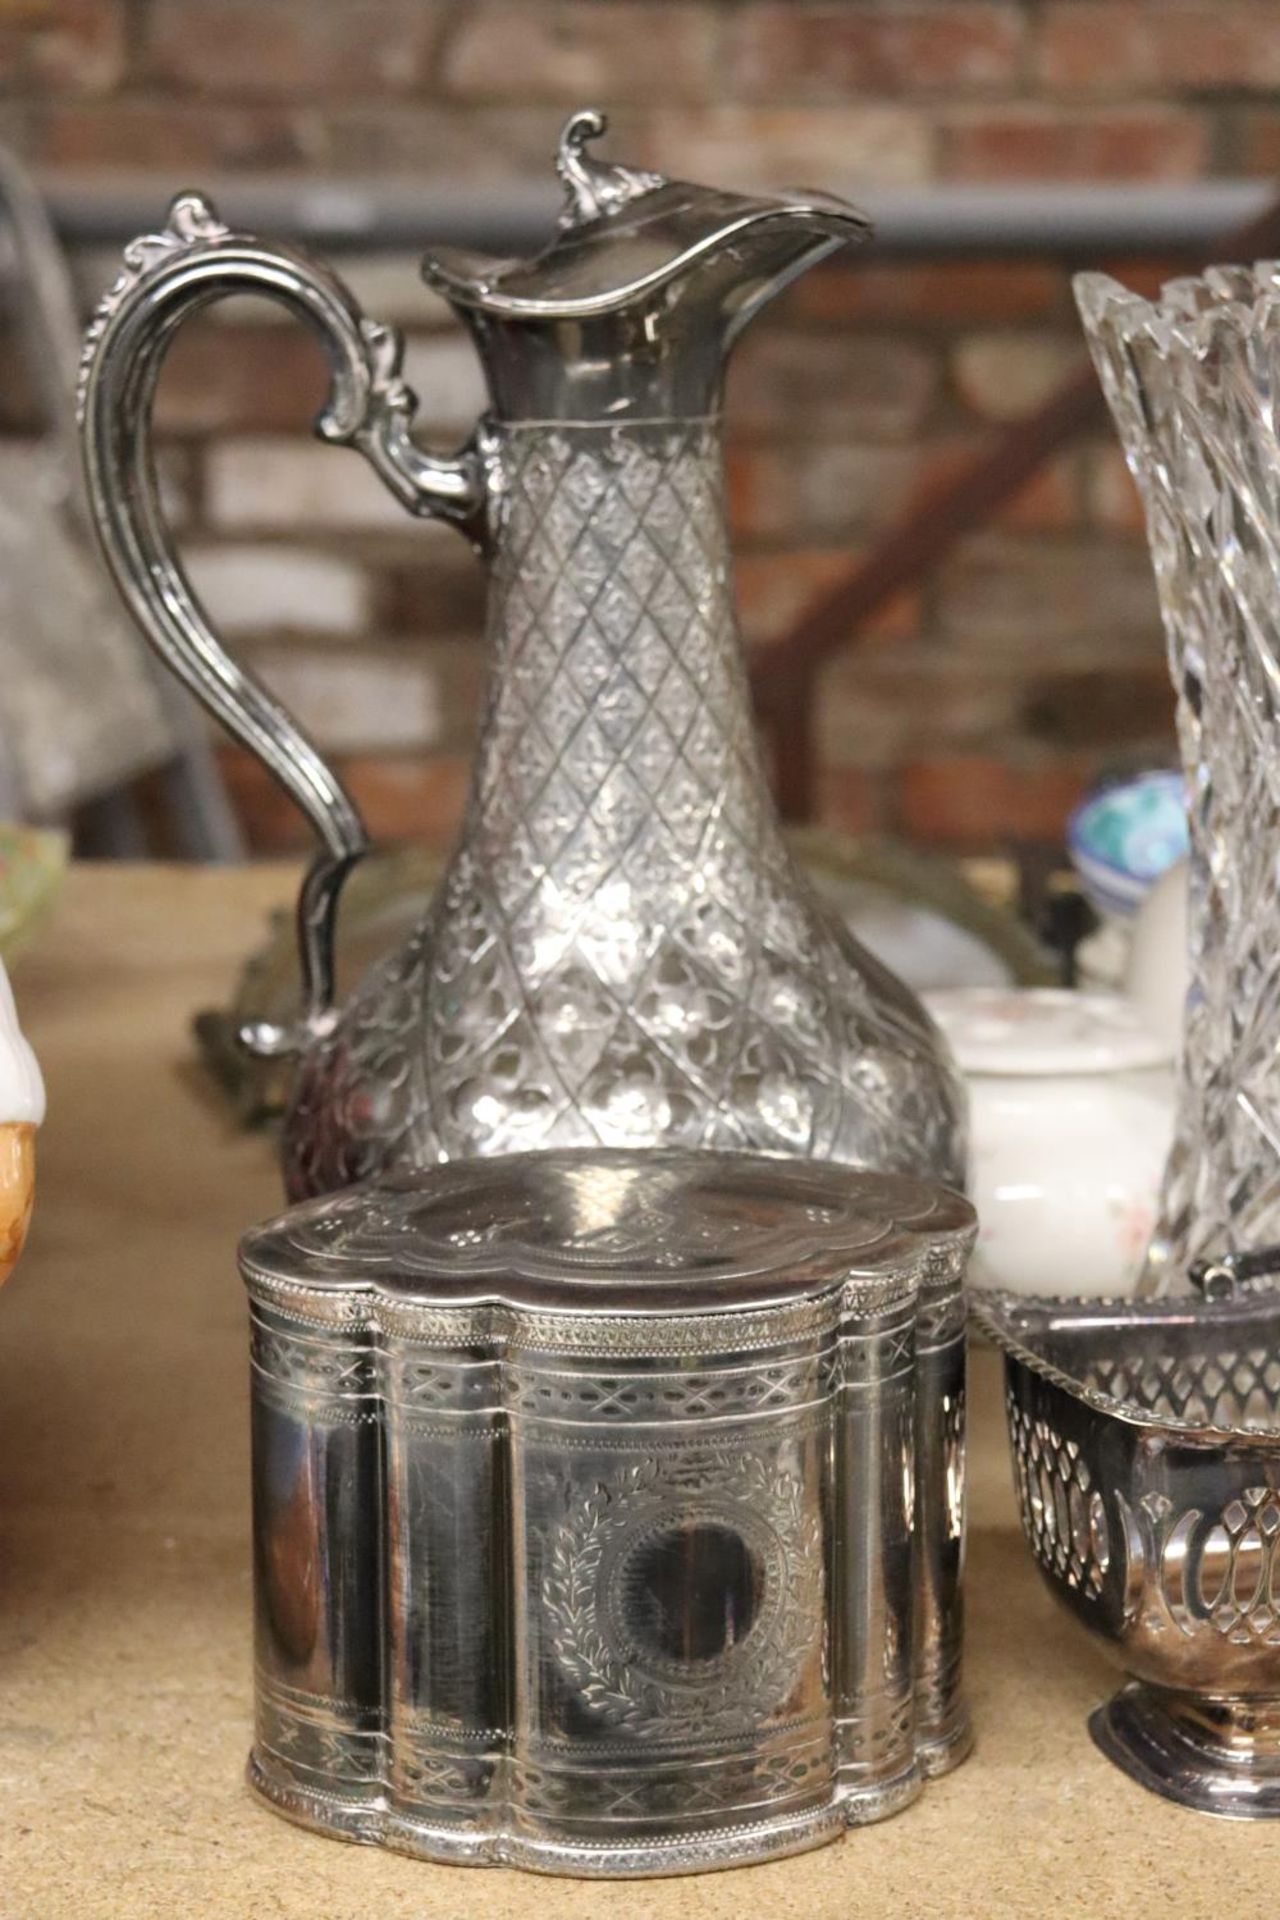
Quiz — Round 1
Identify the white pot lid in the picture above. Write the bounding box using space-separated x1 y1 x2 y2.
926 986 1173 1077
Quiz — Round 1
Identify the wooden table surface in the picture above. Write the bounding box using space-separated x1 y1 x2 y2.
1 863 1275 1919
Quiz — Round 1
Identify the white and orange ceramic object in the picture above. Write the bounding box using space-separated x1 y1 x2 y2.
926 987 1174 1299
0 960 41 1283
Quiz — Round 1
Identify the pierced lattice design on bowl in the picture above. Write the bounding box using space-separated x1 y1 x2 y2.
1080 1344 1280 1432
977 1283 1280 1817
1008 1398 1109 1598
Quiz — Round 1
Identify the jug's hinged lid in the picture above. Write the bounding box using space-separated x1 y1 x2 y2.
422 108 872 321
240 1147 974 1319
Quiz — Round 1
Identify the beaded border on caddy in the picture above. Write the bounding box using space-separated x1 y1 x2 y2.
240 1262 927 1357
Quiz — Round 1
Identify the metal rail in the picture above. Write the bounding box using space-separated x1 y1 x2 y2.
31 173 1279 256
29 167 1280 836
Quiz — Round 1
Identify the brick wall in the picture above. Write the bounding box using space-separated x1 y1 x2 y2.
4 1 1273 854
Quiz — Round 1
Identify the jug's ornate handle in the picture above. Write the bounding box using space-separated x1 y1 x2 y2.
78 194 486 1057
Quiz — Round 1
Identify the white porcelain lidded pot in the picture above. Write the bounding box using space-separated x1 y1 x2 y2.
925 988 1174 1298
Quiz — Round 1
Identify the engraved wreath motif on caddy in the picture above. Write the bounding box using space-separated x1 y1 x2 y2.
543 1451 823 1738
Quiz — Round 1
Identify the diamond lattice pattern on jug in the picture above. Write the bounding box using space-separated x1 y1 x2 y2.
286 421 961 1194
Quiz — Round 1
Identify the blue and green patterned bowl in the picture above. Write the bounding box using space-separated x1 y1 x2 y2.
1068 772 1188 920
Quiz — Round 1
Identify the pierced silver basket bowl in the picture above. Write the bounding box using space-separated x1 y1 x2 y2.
974 1282 1280 1818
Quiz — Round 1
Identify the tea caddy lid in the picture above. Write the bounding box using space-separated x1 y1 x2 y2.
240 1146 974 1319
421 108 871 322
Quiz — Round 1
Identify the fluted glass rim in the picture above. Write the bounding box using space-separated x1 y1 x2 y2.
1075 260 1280 357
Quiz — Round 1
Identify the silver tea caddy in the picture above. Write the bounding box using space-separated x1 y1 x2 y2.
241 1148 975 1875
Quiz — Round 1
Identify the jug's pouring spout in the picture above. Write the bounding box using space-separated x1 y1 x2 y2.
421 110 872 421
713 195 869 351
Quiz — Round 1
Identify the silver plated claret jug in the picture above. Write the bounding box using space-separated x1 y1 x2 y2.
78 109 966 1199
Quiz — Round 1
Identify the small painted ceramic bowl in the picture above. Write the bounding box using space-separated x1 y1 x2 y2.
927 987 1174 1298
1068 771 1188 921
